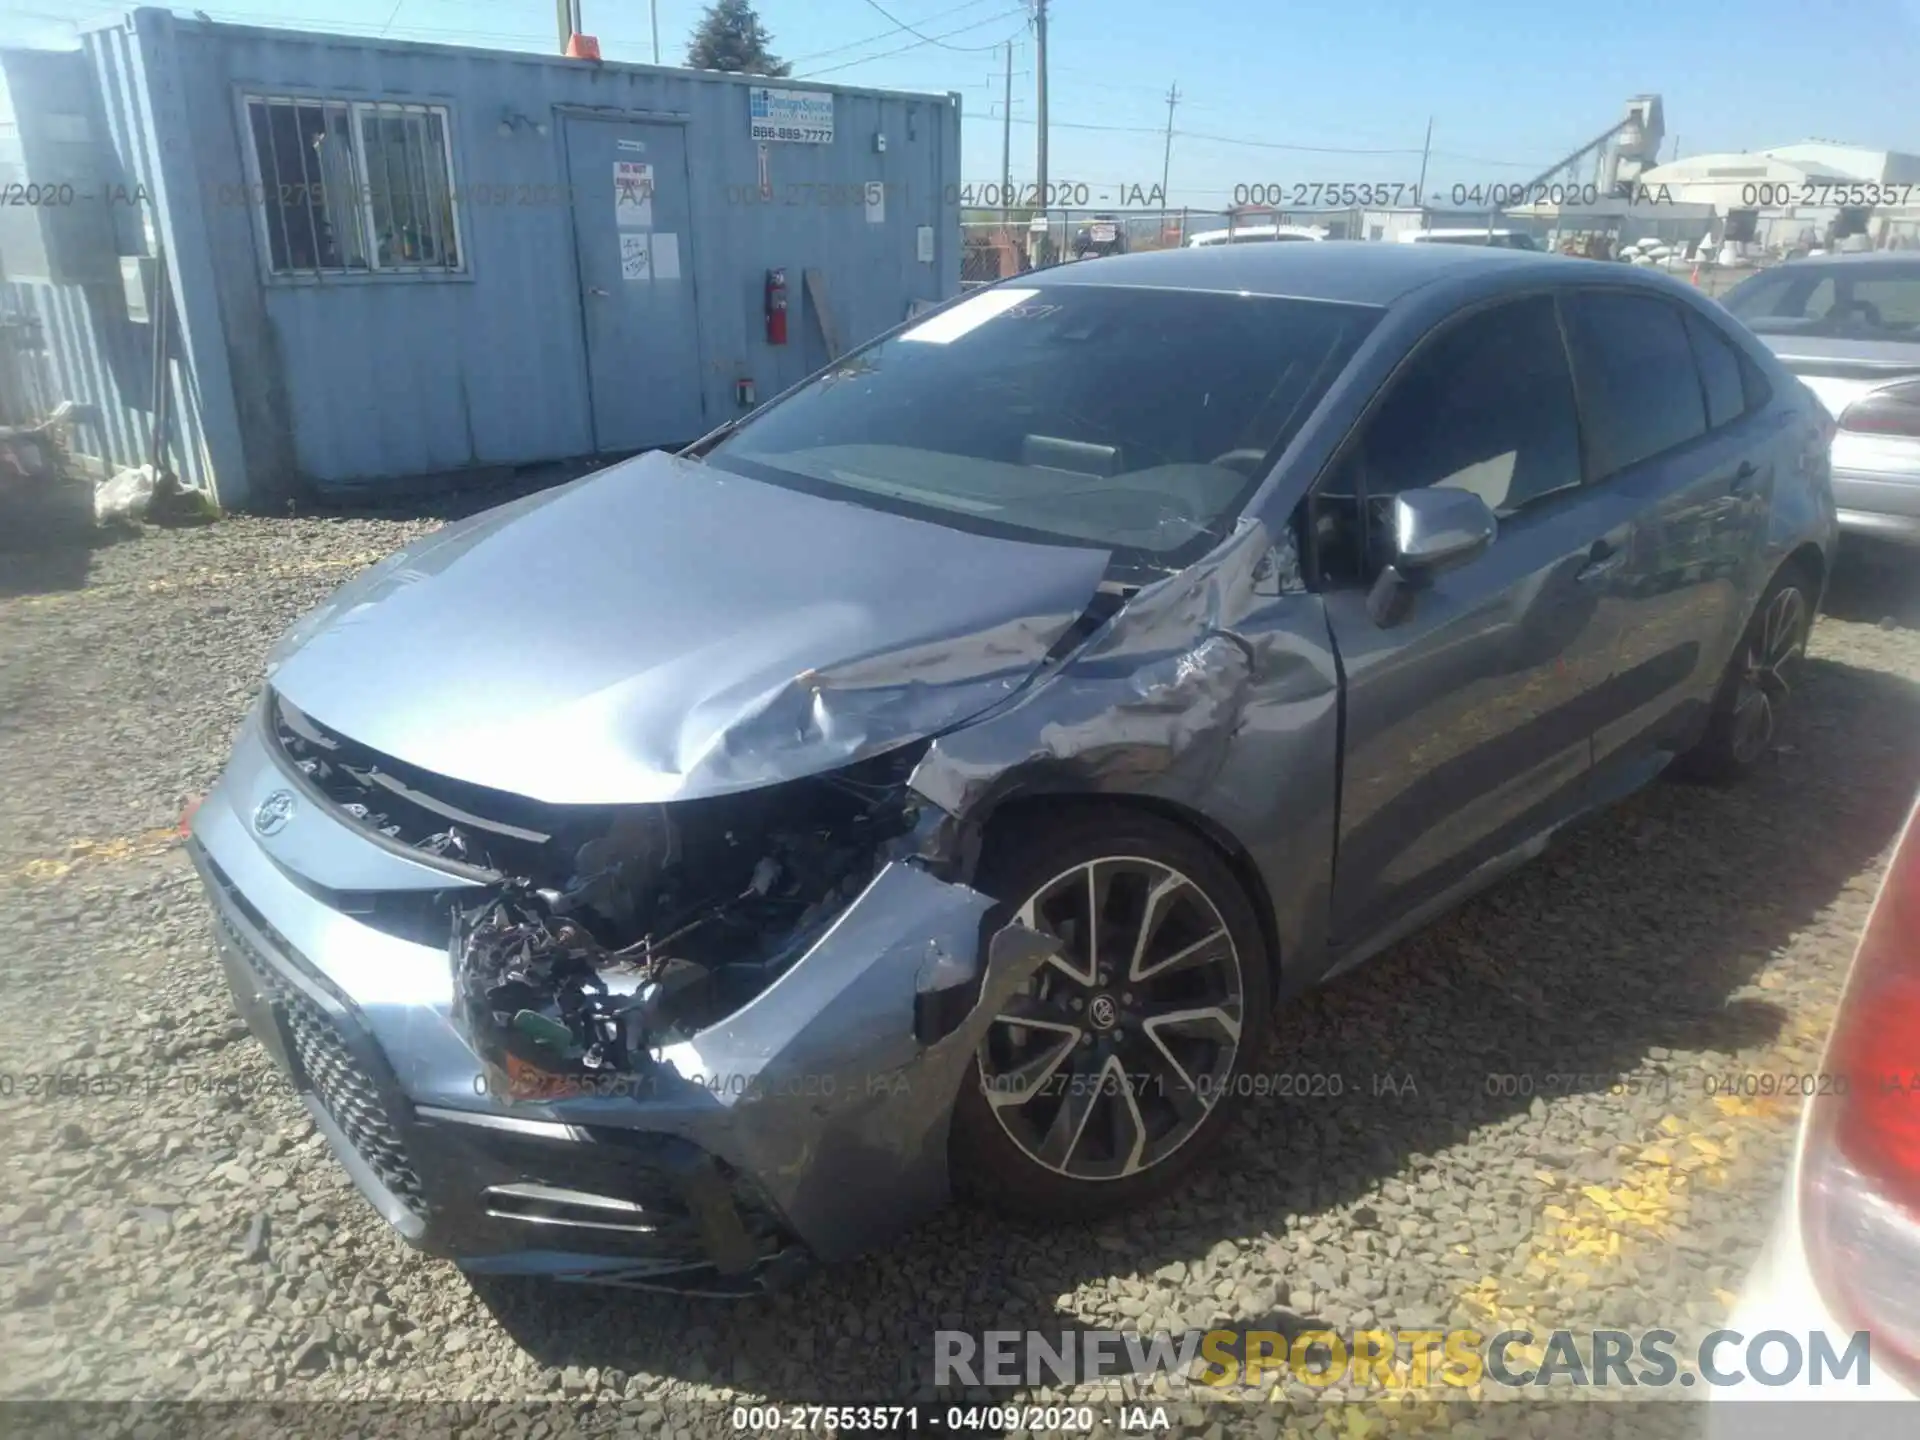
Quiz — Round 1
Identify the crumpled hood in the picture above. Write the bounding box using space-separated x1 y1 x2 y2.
266 450 1114 804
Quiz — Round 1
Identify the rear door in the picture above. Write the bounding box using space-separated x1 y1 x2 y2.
1317 293 1627 942
1560 289 1769 784
563 116 707 451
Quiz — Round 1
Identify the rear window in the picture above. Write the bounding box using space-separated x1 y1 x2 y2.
708 284 1379 579
1684 309 1750 429
1723 262 1920 341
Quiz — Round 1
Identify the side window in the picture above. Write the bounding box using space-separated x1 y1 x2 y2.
1563 291 1708 479
1309 295 1583 584
1684 309 1748 430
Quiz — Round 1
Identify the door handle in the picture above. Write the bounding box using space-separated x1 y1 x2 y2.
589 286 610 297
1575 539 1627 584
1728 460 1758 495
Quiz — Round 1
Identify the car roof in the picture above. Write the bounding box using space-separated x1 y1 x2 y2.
1036 240 1568 306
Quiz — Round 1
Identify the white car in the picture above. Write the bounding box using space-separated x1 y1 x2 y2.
1186 224 1328 247
1397 227 1540 250
1707 790 1920 1434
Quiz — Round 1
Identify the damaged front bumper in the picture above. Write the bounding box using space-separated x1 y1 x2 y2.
190 719 1056 1291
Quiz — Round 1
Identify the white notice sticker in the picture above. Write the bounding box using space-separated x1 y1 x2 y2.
916 225 934 263
614 161 654 229
865 180 885 224
650 232 680 280
901 287 1037 345
620 233 651 281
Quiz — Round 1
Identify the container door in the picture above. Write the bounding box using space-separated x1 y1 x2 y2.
563 116 706 452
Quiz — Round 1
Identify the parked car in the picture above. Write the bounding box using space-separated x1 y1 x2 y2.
1721 254 1920 547
1072 214 1127 259
1399 227 1541 250
1708 789 1920 1427
190 242 1836 1297
1187 224 1329 247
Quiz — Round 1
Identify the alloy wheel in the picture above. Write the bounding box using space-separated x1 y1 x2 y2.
978 857 1245 1181
1730 584 1809 766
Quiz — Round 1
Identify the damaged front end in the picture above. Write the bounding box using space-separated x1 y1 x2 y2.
271 690 944 1098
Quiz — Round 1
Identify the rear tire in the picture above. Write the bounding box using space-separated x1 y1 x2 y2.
950 804 1272 1222
1677 563 1816 784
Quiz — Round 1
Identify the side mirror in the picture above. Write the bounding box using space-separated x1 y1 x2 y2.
1391 487 1498 575
1367 487 1498 627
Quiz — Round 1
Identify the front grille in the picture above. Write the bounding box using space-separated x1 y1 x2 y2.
266 690 565 875
210 896 429 1223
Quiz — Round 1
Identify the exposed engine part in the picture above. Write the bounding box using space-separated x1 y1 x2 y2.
452 887 647 1080
445 744 930 1082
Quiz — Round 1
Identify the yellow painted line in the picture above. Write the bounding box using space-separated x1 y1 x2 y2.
5 826 183 884
5 553 381 611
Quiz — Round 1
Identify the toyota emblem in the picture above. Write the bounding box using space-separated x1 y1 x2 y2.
253 790 296 836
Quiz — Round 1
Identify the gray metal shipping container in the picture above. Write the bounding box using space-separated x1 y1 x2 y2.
0 8 962 505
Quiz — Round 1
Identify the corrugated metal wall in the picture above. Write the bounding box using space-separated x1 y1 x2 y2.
160 16 961 493
0 32 212 489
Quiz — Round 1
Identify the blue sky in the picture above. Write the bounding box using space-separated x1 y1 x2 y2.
6 0 1917 206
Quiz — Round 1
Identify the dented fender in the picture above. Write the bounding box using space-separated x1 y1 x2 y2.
515 863 1058 1262
905 517 1344 995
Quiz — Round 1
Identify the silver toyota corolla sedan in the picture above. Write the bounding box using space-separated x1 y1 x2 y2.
189 243 1837 1297
1721 253 1920 546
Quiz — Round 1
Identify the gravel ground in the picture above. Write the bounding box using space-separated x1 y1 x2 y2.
3 506 1919 1439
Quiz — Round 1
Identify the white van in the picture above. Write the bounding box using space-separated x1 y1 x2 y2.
1399 228 1540 250
1187 224 1329 247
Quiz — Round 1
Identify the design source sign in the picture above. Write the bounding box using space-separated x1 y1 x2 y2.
749 87 834 144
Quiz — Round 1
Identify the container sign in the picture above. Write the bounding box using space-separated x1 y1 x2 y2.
615 161 654 229
916 225 935 264
865 180 884 224
749 87 834 144
616 138 647 153
620 233 651 281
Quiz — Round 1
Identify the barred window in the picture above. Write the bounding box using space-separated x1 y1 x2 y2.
244 97 462 277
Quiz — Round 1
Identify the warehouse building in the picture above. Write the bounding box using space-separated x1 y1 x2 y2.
1632 141 1920 253
0 9 961 506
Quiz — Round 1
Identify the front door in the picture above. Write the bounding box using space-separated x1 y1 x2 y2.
1317 293 1624 942
563 116 706 452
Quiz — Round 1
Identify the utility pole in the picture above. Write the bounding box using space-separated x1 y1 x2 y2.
1160 83 1179 216
1001 42 1014 224
554 0 572 51
1415 115 1433 226
651 1 660 64
1033 0 1049 262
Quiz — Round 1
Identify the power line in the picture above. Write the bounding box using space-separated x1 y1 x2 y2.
796 8 1026 76
787 0 1006 66
1176 128 1428 156
849 0 1014 52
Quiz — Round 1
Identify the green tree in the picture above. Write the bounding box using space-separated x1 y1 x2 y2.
686 0 791 76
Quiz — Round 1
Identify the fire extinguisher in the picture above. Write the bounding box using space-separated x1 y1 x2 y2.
765 268 788 346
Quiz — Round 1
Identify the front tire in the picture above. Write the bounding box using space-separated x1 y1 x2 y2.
1678 563 1815 784
950 805 1272 1222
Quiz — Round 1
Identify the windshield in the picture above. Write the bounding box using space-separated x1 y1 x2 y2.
1722 262 1920 341
705 283 1378 576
